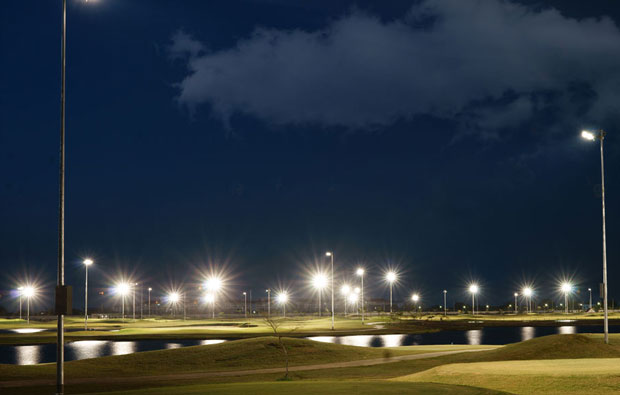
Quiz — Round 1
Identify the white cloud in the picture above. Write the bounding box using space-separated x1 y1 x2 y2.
170 0 620 133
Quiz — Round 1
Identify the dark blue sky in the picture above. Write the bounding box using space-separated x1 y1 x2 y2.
1 0 619 309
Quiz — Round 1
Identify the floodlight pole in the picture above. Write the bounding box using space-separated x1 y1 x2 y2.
266 289 271 318
389 283 393 313
443 290 447 316
318 290 321 317
148 288 152 317
56 0 67 392
588 288 592 310
361 273 365 323
27 296 30 324
599 131 609 344
327 252 334 330
84 264 88 330
132 285 136 321
471 293 475 316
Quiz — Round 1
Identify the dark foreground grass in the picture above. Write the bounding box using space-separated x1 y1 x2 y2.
90 380 509 395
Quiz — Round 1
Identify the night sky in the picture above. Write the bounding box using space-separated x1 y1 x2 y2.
1 0 619 309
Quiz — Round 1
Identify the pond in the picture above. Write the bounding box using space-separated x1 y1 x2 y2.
307 324 620 347
0 339 226 365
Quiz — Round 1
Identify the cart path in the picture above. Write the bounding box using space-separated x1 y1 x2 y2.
0 349 487 388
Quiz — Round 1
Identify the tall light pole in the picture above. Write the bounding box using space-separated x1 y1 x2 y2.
23 287 35 324
140 284 143 319
17 287 23 320
356 268 365 323
514 293 518 313
57 1 68 392
83 259 93 330
588 288 592 310
132 283 137 321
277 292 288 318
326 252 334 330
581 129 609 344
341 285 350 316
411 294 420 312
469 284 478 315
312 273 328 317
243 292 247 318
561 283 572 314
386 272 397 313
266 289 271 318
148 287 152 317
523 288 532 314
443 290 447 316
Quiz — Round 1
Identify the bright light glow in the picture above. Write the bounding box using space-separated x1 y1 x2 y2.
276 292 288 304
243 291 246 295
325 252 332 257
22 286 35 298
386 271 397 283
561 282 573 294
514 292 518 297
522 287 533 297
203 293 215 304
347 293 359 304
168 292 180 303
340 284 351 296
356 268 364 276
411 294 420 302
354 287 360 294
115 283 131 296
148 287 152 291
581 130 596 141
204 277 222 293
83 259 93 266
469 284 479 294
312 273 328 290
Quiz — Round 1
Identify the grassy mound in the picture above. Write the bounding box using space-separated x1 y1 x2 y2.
0 336 416 381
395 358 620 394
481 334 620 360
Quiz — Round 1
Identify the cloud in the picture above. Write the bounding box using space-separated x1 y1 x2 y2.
169 0 620 134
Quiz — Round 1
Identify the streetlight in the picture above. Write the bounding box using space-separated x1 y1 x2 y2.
588 288 592 310
204 276 222 318
266 289 271 318
115 283 131 320
522 287 533 314
23 286 35 324
514 293 518 313
83 259 93 330
443 290 447 316
581 129 609 343
561 283 572 314
148 287 152 317
203 293 215 318
469 284 479 315
133 283 138 321
326 252 334 330
386 271 397 313
312 273 328 317
276 292 288 318
411 293 420 312
243 292 247 318
341 284 351 316
356 268 365 323
17 287 23 320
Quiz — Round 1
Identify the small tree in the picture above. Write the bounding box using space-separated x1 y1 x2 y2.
264 317 292 379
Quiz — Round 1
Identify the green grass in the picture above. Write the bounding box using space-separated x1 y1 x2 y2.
0 336 443 381
90 381 508 394
395 358 620 394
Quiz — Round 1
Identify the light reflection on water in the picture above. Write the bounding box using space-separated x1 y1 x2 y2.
200 339 226 346
558 326 576 335
16 345 41 365
111 341 137 356
68 340 107 360
521 326 535 342
465 329 482 345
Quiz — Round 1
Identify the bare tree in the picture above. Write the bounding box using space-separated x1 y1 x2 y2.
264 317 292 379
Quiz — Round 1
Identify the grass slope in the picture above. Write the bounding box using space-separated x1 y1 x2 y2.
0 336 427 381
396 358 620 394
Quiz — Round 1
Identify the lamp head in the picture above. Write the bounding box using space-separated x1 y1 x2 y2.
83 259 93 266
